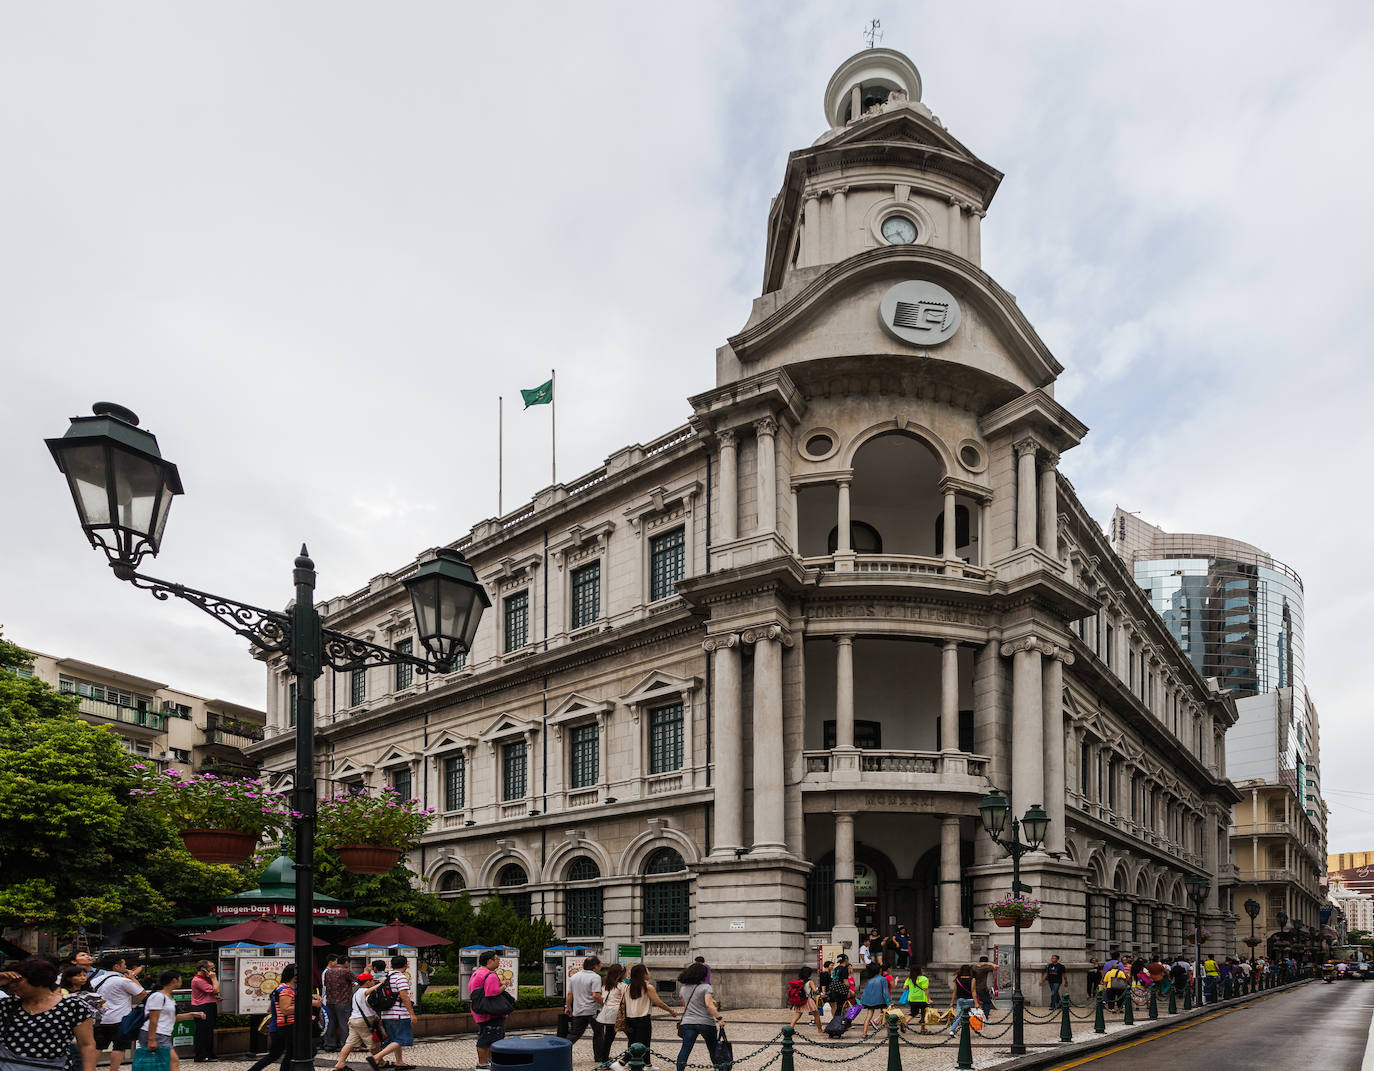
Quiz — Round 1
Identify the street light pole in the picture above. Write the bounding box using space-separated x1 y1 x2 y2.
46 404 492 1071
978 792 1049 1058
1185 874 1210 1007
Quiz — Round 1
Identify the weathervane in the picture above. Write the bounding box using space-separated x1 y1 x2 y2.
863 19 883 48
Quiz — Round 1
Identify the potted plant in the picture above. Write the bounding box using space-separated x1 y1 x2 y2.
987 893 1041 928
317 787 436 873
131 767 292 863
1193 927 1212 944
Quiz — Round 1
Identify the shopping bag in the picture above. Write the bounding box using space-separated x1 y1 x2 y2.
968 1010 985 1032
712 1026 734 1071
555 1013 571 1038
843 1003 862 1021
131 1047 171 1071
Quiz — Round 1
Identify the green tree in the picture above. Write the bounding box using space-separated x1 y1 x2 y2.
1346 928 1372 945
0 635 250 934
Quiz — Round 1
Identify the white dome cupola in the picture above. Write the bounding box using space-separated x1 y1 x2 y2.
823 48 924 128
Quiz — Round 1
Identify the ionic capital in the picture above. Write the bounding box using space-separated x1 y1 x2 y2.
742 624 793 648
702 633 739 654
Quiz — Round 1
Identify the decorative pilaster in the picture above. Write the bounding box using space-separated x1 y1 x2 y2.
1014 438 1040 550
745 624 793 854
717 429 738 543
705 633 743 855
802 194 820 266
946 196 963 259
1002 637 1047 818
829 186 849 261
755 417 778 536
942 487 959 561
1041 647 1073 855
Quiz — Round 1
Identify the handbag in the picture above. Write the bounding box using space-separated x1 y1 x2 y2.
967 1010 985 1032
130 1047 171 1071
614 991 628 1036
471 985 516 1018
555 1013 571 1038
712 1026 734 1071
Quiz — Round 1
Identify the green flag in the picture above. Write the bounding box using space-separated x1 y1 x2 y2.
521 378 553 408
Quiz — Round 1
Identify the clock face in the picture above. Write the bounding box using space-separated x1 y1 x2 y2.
881 215 917 244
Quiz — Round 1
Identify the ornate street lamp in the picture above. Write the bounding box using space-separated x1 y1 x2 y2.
1185 873 1210 1006
47 404 489 1071
979 791 1048 1056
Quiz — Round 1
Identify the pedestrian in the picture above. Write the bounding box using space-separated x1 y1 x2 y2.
901 965 930 1034
563 956 606 1055
856 963 891 1041
369 955 416 1071
674 962 723 1071
867 932 884 969
1099 961 1129 1013
824 959 850 1016
140 970 205 1071
1202 954 1219 1003
330 976 383 1071
0 957 98 1071
1145 955 1167 992
1086 956 1102 1001
189 961 221 1063
972 957 996 1015
785 966 822 1034
468 950 511 1071
895 927 911 970
621 964 678 1051
245 964 316 1071
415 961 430 1011
881 933 899 971
57 966 100 1071
692 956 712 984
947 965 976 1037
1041 955 1065 1010
90 955 146 1071
321 954 356 1053
594 964 627 1068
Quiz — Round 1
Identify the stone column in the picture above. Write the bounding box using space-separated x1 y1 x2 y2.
1038 451 1059 558
1201 710 1216 773
706 634 742 856
830 186 848 260
1042 650 1071 855
933 815 971 963
946 197 963 259
977 498 990 567
835 635 855 750
942 486 959 562
1015 438 1039 550
1003 639 1045 816
941 641 960 752
755 416 778 536
803 194 820 266
717 429 738 543
968 208 983 264
836 478 852 553
833 811 859 947
748 625 790 854
1202 812 1220 912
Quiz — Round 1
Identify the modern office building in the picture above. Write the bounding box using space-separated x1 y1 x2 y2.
18 646 265 779
1110 510 1327 956
247 46 1240 1005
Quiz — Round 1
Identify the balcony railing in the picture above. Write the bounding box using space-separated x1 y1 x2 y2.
802 748 990 790
1233 822 1293 837
1243 868 1299 883
204 726 263 748
804 554 992 580
76 696 167 732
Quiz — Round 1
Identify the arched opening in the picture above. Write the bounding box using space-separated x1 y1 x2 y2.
437 870 465 898
850 433 943 557
910 840 974 967
496 862 531 920
641 848 689 936
565 856 603 938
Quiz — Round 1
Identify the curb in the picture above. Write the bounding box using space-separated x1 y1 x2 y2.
984 979 1312 1071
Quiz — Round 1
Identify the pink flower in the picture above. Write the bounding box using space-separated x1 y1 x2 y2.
132 763 147 770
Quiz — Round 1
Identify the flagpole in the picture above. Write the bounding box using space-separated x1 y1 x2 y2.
551 368 557 485
498 395 504 516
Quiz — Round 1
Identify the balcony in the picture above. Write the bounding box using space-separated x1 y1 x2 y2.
75 696 166 735
1233 822 1293 837
804 554 994 581
802 748 990 795
1243 868 1299 883
203 724 263 749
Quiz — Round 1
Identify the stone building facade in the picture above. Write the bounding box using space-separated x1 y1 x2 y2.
246 47 1238 1005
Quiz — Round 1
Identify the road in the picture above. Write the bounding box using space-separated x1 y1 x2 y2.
1043 980 1374 1071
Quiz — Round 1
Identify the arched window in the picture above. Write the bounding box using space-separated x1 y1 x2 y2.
642 848 689 935
565 857 603 937
826 521 882 554
437 871 465 896
497 863 531 920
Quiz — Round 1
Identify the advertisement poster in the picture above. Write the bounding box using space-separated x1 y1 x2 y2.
171 992 194 1049
239 958 292 1015
497 957 518 999
818 944 843 974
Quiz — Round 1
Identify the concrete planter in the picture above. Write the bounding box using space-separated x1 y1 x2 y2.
413 1007 561 1037
212 1027 251 1055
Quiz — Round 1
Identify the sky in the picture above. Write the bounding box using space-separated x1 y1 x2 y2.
3 2 1371 853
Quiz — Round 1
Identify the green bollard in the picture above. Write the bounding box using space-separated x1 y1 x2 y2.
885 1013 902 1071
1148 986 1158 1020
1183 983 1193 1010
1167 985 1177 1015
627 1042 649 1071
1059 995 1073 1043
780 1025 795 1071
1123 991 1134 1026
1094 993 1106 1034
957 1008 974 1071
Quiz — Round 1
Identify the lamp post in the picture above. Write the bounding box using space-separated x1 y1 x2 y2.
47 404 491 1071
1185 873 1209 1006
978 791 1049 1056
1243 899 1260 978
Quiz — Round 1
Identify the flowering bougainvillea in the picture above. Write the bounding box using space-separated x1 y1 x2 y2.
316 787 436 850
130 767 293 836
987 893 1042 922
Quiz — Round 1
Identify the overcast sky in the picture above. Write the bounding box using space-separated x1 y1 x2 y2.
4 2 1371 854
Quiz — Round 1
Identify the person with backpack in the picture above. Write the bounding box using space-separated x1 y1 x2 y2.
90 955 145 1071
330 975 383 1071
140 970 205 1071
785 966 822 1034
246 964 318 1071
365 955 415 1071
901 966 931 1034
1098 962 1130 1013
469 950 515 1071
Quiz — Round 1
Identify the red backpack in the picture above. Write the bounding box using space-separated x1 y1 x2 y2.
786 979 807 1007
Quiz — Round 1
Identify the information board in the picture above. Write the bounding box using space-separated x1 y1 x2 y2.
238 958 292 1015
171 991 194 1049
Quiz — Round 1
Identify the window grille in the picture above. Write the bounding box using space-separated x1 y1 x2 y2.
644 848 685 874
504 590 529 652
390 766 412 800
649 703 684 774
350 668 366 707
498 863 530 919
565 856 603 937
395 638 413 691
571 561 601 629
643 880 689 934
438 871 464 894
503 740 527 800
649 527 685 601
806 860 835 931
570 723 599 788
444 755 465 811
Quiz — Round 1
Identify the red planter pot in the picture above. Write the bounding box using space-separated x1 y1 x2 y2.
337 844 402 874
180 829 258 864
992 916 1035 928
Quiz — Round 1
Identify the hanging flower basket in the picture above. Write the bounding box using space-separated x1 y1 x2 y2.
337 844 402 874
993 915 1036 928
987 893 1041 928
180 828 259 864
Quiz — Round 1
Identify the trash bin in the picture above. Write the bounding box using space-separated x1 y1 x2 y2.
491 1035 573 1071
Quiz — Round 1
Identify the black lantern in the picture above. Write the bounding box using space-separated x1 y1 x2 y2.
979 790 1010 840
403 547 491 670
46 403 183 573
1021 804 1050 850
1185 872 1210 906
1244 898 1261 920
1276 909 1289 931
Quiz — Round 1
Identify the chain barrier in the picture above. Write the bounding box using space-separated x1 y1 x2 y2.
646 1031 784 1071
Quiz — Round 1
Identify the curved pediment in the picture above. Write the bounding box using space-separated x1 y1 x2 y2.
727 245 1063 399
